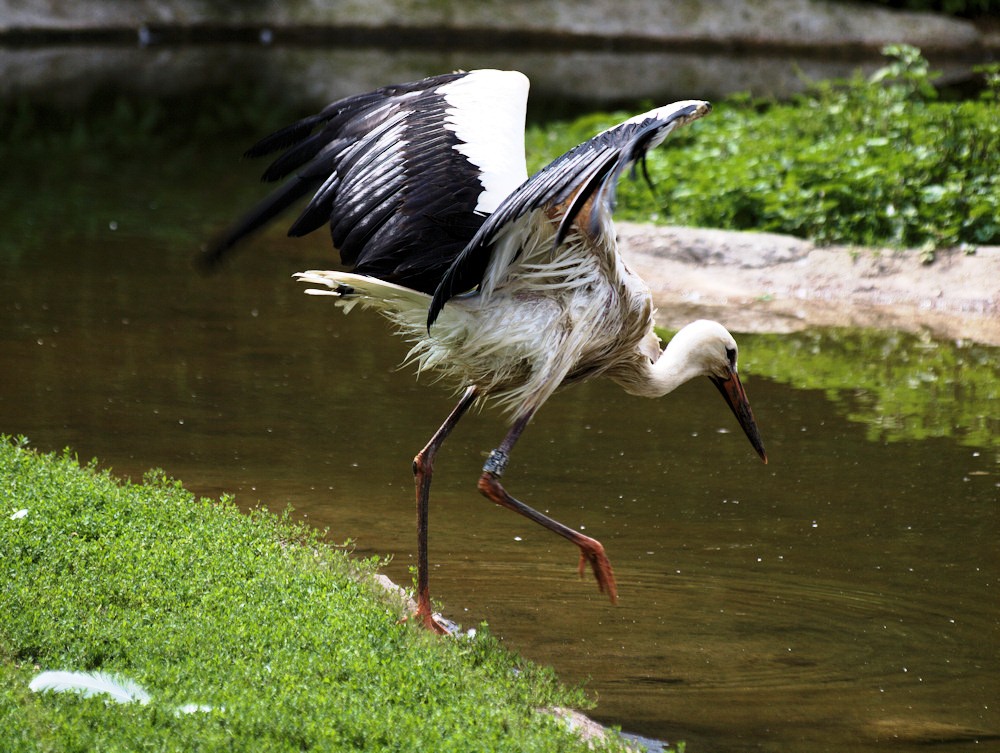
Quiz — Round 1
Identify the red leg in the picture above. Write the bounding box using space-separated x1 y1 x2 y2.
410 387 478 632
477 413 618 603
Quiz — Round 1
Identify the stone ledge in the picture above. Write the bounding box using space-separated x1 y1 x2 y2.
619 223 1000 345
0 0 986 54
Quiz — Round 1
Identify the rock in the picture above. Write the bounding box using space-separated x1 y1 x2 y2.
622 226 811 269
618 223 1000 345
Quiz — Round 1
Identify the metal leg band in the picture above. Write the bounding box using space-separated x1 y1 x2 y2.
483 448 509 477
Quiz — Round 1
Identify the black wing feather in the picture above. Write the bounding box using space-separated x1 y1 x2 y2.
427 101 708 327
200 71 493 292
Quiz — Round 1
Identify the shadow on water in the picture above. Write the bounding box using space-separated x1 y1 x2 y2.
1 58 997 753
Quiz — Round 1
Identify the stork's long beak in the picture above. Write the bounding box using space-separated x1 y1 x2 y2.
710 370 767 464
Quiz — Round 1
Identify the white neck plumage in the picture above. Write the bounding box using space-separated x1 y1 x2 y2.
624 319 736 399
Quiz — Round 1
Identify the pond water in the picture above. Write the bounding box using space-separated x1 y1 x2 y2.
1 62 998 753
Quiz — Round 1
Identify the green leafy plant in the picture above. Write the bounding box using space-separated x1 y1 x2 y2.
527 47 1000 254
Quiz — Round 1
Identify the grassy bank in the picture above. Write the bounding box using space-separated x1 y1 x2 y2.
0 437 629 752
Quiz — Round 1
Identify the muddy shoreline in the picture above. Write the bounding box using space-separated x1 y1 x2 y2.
619 223 1000 346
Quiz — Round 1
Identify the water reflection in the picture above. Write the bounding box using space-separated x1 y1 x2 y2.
1 105 998 752
3 44 964 114
739 329 1000 449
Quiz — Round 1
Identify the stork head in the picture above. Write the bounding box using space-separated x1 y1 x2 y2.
664 320 767 463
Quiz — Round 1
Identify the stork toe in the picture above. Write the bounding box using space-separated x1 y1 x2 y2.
575 535 618 604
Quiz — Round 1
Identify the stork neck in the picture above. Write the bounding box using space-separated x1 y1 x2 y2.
615 320 732 399
645 346 703 397
619 341 703 399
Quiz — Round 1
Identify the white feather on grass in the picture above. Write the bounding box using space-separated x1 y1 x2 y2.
30 670 219 714
29 671 152 705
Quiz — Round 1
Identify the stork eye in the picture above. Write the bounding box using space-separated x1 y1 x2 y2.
725 346 737 366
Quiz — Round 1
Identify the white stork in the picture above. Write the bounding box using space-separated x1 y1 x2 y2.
204 69 767 632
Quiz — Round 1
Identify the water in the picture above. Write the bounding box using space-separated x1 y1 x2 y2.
2 69 998 753
6 40 974 115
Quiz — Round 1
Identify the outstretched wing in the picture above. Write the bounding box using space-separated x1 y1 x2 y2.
428 100 711 326
202 70 530 295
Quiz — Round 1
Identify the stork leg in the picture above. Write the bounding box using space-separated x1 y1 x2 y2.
411 386 478 632
477 412 618 603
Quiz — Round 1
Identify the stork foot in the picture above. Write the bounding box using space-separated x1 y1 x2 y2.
403 595 451 635
575 535 618 604
477 471 619 604
407 607 450 635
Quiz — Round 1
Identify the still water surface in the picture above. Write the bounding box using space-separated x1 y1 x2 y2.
1 104 998 753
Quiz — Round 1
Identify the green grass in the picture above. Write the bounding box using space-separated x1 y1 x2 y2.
0 437 629 752
526 46 1000 257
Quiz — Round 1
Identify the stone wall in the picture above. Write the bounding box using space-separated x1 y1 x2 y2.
0 0 986 52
